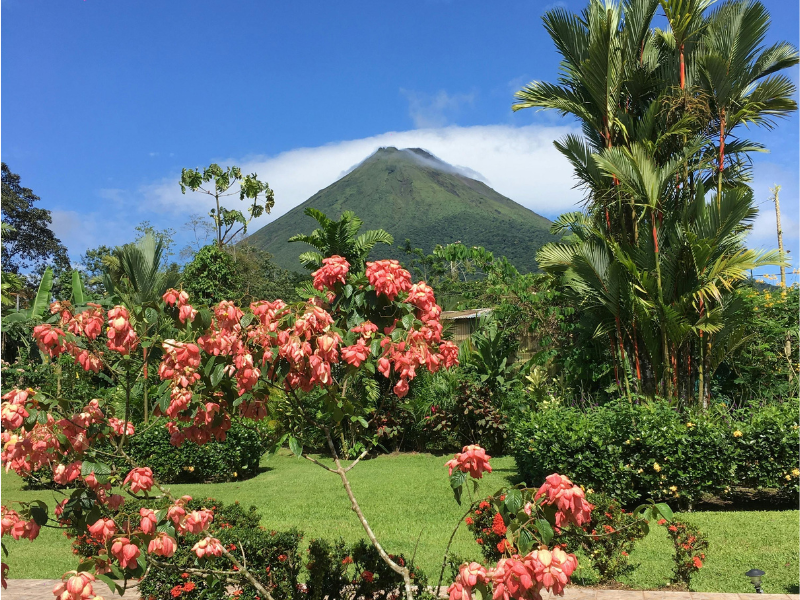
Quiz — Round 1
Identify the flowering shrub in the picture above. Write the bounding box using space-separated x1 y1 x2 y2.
0 251 459 598
560 493 648 582
660 519 709 587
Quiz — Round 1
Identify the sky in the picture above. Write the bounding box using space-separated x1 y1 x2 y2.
2 0 798 281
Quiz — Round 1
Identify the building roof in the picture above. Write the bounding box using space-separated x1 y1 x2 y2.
440 308 492 321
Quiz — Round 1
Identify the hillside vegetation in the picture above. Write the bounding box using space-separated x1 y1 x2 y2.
246 147 558 272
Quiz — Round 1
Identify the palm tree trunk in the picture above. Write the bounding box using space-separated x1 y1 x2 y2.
679 44 686 90
143 347 149 424
652 212 671 398
717 110 726 208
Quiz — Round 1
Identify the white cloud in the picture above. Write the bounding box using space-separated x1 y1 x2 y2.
135 124 584 242
400 89 477 128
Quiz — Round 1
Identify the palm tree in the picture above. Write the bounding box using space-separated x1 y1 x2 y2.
519 0 795 405
105 233 181 422
700 0 799 200
288 208 394 272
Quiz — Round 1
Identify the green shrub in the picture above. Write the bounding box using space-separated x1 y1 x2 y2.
125 418 265 483
509 400 738 506
306 538 427 600
731 400 799 498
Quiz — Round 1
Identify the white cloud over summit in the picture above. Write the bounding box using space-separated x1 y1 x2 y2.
140 123 585 233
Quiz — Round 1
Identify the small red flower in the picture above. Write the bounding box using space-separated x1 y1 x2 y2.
657 518 667 525
465 517 474 525
278 554 287 562
183 582 196 592
491 512 507 536
362 571 374 583
669 525 678 532
342 556 353 565
692 557 703 569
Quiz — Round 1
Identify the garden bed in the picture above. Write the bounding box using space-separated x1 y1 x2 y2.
2 452 797 594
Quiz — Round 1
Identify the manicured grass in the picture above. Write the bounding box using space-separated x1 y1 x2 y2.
2 452 798 593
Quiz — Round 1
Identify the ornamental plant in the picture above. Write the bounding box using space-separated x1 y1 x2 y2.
0 252 460 599
660 519 709 587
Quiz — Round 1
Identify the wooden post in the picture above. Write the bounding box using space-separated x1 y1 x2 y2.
771 185 786 288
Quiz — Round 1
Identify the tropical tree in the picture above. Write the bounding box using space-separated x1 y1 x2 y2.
288 208 393 272
1 162 70 274
104 233 181 422
515 0 796 405
179 164 274 247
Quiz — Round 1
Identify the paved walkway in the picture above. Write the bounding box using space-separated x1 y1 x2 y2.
4 580 798 600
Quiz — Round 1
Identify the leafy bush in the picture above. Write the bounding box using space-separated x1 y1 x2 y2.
423 377 509 455
306 538 427 600
509 400 739 506
124 418 265 483
182 244 244 305
731 400 800 499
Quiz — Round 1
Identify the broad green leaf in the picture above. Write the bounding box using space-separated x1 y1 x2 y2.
504 489 523 514
535 519 554 545
655 503 674 522
210 363 226 388
288 436 303 457
517 528 535 554
450 470 467 489
30 268 54 318
71 271 87 305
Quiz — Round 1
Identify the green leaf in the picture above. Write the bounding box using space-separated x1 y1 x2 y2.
81 460 111 477
210 363 225 388
450 470 467 489
29 504 48 527
401 313 415 329
71 271 87 305
517 528 535 554
30 268 54 319
655 503 674 522
96 573 122 594
535 519 554 545
288 436 303 457
504 489 523 514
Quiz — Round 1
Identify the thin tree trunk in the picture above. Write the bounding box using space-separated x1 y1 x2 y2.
143 347 149 424
717 111 726 208
771 185 786 287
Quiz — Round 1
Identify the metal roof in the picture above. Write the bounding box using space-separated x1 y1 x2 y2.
440 308 492 321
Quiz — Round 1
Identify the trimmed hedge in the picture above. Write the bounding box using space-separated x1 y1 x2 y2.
125 418 265 483
509 399 799 506
732 401 800 498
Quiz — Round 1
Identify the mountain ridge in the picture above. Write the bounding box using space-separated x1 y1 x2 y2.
245 147 558 273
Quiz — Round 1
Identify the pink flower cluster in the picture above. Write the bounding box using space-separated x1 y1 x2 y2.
192 536 224 558
123 467 154 494
51 571 99 600
445 445 493 479
366 260 412 301
312 255 350 291
1 506 40 541
163 288 197 324
448 562 489 600
534 474 592 528
492 548 578 600
106 306 139 355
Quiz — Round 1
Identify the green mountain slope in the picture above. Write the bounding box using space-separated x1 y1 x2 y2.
246 147 558 273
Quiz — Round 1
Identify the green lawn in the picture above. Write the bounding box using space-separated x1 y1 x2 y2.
2 452 798 593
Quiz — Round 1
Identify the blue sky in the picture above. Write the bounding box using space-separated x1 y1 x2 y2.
2 0 798 280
